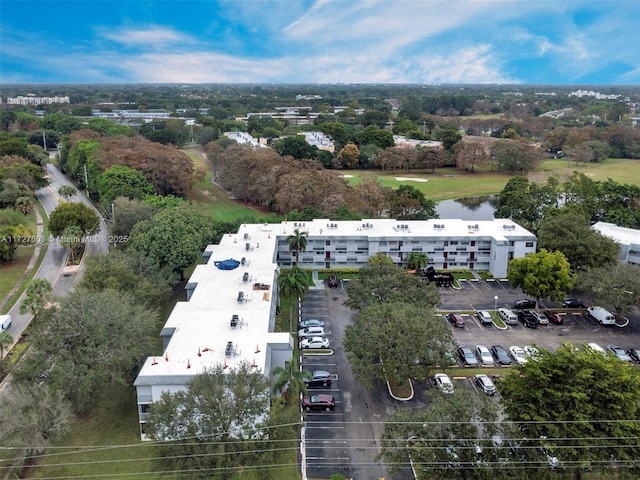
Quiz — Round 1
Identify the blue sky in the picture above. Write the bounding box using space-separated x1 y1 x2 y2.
1 0 639 84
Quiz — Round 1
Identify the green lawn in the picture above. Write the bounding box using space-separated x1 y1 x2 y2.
340 157 640 202
183 149 266 222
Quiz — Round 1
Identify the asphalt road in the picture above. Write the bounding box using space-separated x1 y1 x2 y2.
2 164 109 347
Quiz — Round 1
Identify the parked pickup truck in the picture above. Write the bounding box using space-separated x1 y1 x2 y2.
587 306 616 326
423 267 454 287
517 310 539 329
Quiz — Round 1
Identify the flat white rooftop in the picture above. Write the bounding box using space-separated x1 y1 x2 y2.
592 221 640 246
135 222 287 383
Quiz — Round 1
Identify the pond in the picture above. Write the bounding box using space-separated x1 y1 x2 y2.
435 195 499 221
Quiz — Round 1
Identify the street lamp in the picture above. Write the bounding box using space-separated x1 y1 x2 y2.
494 295 498 312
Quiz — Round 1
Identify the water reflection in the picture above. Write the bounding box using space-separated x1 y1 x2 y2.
435 195 499 220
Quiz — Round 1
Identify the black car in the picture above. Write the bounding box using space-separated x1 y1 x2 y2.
627 348 640 363
490 345 512 365
327 275 339 288
517 310 539 329
562 298 587 308
304 370 332 388
513 299 536 310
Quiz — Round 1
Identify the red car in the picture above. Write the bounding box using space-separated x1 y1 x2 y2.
447 314 465 328
543 310 563 324
302 394 335 412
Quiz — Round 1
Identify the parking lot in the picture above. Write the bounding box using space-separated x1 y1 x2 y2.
298 279 640 480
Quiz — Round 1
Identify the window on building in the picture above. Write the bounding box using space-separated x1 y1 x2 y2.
526 241 534 247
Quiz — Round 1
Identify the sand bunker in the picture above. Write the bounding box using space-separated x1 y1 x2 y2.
340 174 354 178
395 177 428 182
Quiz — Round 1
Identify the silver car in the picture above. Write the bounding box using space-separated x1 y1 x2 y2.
474 374 496 395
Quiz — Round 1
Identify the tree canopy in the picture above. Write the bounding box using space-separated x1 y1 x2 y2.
537 209 619 271
11 288 158 414
129 205 214 278
499 343 640 473
48 201 99 237
507 248 575 304
575 262 640 315
146 362 271 479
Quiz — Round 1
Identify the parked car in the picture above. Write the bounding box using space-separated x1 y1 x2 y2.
523 345 541 360
477 310 493 325
298 326 325 337
447 313 465 328
298 318 324 329
476 345 494 366
627 348 640 363
474 374 496 395
543 310 563 324
513 299 536 310
497 308 518 325
509 346 527 365
586 342 606 354
304 370 332 388
491 345 512 365
607 345 633 362
530 310 549 325
458 346 478 367
434 373 454 394
563 298 587 308
302 394 335 412
517 310 539 329
300 337 329 349
327 275 339 288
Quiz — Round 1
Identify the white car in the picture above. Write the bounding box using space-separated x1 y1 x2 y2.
475 345 494 366
300 337 329 349
509 346 528 365
586 342 606 354
523 345 541 360
530 310 549 325
434 373 454 394
298 326 325 338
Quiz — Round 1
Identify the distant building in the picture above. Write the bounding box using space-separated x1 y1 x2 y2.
393 135 443 149
300 131 335 152
592 222 640 265
223 131 267 148
6 95 70 105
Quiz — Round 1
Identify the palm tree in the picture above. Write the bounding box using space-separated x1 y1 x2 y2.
19 278 53 325
287 228 308 265
58 185 76 202
0 331 14 361
271 360 312 404
277 266 309 332
406 252 428 271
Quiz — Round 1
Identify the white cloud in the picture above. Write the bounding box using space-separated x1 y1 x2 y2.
99 26 195 48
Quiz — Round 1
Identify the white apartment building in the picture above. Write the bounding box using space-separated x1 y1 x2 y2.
133 217 536 438
592 222 640 265
6 95 70 105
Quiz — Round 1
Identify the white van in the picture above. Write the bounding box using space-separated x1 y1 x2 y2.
0 314 12 331
587 306 616 326
498 308 518 325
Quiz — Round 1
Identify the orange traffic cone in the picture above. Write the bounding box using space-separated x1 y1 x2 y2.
255 344 261 353
223 358 228 369
197 347 201 357
152 357 158 365
187 359 191 369
252 358 257 368
164 352 169 362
